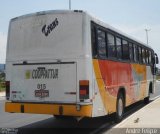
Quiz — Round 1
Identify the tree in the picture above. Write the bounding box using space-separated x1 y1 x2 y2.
0 72 5 81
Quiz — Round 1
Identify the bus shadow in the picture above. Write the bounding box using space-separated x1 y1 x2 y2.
18 115 114 134
18 100 152 134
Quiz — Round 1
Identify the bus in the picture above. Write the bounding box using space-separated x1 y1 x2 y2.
5 10 159 122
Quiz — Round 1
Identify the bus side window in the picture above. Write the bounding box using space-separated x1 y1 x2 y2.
138 46 142 63
116 37 122 59
149 51 152 64
136 45 139 62
91 24 97 58
145 50 149 64
107 33 116 58
142 48 146 64
122 40 129 60
133 44 137 62
97 29 107 59
129 43 134 62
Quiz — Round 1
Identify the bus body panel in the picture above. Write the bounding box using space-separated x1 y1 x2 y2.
9 62 77 103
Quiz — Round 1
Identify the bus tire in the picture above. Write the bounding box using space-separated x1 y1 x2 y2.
144 96 149 104
144 84 151 104
115 92 125 123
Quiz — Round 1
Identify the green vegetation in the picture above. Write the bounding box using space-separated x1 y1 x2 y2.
0 72 5 92
157 75 160 81
0 84 5 92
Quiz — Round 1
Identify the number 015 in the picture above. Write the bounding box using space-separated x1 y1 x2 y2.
37 84 46 90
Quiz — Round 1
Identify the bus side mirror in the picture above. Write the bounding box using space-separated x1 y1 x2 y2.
155 53 159 64
156 56 159 64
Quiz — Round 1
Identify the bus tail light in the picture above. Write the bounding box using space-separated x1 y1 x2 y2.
5 81 10 100
79 80 89 101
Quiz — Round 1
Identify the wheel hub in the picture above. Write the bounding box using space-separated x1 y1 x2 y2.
118 98 123 117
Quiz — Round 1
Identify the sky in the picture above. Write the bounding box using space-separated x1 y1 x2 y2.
0 0 160 64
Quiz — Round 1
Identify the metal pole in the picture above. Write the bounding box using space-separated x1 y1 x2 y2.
69 0 71 10
145 29 151 45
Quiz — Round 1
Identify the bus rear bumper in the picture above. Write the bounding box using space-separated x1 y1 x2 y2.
5 102 92 117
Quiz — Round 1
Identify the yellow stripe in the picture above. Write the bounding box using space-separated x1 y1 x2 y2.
5 102 92 117
93 59 102 79
132 64 147 100
93 59 116 114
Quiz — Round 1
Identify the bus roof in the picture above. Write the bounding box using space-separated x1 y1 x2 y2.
87 12 152 50
11 10 152 50
11 10 82 21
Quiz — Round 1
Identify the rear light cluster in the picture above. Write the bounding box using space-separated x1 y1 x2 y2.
79 80 89 101
5 81 10 100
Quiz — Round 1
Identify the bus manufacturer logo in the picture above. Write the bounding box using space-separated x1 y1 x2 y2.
25 70 31 79
25 68 58 79
42 18 59 37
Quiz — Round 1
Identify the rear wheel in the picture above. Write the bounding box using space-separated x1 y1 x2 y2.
115 93 125 123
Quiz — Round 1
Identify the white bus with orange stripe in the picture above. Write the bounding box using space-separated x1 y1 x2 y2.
5 10 159 122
